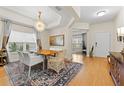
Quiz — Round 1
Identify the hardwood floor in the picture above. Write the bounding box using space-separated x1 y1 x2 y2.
0 54 114 86
68 54 114 86
0 66 10 86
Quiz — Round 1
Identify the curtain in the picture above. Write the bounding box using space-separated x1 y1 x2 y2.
1 19 12 63
2 20 12 49
34 29 42 50
0 20 3 48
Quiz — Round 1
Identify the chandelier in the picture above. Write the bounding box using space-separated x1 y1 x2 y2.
35 11 45 31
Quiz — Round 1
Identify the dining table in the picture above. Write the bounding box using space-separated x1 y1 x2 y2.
35 49 58 70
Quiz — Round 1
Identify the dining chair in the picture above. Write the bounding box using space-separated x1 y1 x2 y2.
18 51 44 78
8 52 19 62
48 50 66 73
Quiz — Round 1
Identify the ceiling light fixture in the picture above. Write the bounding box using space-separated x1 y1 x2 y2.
35 11 45 32
97 10 106 17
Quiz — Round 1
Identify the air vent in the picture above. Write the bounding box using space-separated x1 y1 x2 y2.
55 6 62 11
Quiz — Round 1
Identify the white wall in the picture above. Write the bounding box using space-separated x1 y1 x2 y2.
48 27 72 60
0 7 34 49
86 8 124 55
115 7 124 28
48 22 89 60
0 6 122 57
0 7 49 51
72 22 89 29
87 21 116 56
114 7 124 51
40 30 49 50
0 7 34 26
72 6 80 18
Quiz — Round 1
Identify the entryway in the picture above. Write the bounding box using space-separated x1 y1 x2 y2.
94 32 110 57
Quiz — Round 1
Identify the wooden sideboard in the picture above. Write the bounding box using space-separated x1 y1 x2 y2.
109 52 124 86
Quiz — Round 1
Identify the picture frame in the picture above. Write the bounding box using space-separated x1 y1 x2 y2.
49 35 64 46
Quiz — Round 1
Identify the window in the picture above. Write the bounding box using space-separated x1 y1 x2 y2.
72 34 83 52
8 30 37 52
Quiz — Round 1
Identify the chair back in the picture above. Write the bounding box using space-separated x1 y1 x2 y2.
23 52 31 66
57 50 66 58
17 51 24 63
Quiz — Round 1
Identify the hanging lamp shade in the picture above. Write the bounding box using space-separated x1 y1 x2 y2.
35 11 45 31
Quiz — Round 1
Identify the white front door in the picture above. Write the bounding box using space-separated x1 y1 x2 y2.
94 32 110 57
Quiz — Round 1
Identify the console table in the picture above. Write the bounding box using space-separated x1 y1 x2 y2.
109 52 124 86
0 49 7 66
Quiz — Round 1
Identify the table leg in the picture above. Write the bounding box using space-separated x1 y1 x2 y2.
28 66 31 78
43 55 48 70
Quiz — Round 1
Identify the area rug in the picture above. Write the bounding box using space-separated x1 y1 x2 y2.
4 61 82 86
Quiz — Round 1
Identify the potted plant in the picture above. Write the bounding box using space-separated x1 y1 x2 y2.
89 45 94 58
8 42 19 62
9 42 17 52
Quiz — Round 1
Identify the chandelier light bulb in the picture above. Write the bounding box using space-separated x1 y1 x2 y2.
35 11 45 31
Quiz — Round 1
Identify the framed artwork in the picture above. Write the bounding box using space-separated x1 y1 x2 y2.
49 35 64 46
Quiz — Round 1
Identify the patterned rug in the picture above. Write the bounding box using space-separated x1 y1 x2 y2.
4 61 82 86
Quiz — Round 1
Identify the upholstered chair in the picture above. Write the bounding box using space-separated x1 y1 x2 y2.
48 50 66 73
18 51 44 78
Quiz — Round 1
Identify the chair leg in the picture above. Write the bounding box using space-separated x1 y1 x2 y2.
28 66 31 78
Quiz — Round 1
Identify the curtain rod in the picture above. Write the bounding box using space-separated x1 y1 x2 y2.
0 18 34 29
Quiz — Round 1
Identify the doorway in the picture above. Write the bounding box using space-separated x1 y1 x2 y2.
72 33 87 55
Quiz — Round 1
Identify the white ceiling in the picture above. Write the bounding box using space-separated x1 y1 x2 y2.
0 6 122 29
2 6 78 29
50 6 78 27
2 6 61 28
80 6 121 24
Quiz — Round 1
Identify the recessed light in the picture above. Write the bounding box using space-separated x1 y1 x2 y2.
97 10 106 17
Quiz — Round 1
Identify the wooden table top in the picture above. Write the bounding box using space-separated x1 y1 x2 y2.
36 49 58 56
110 52 124 64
